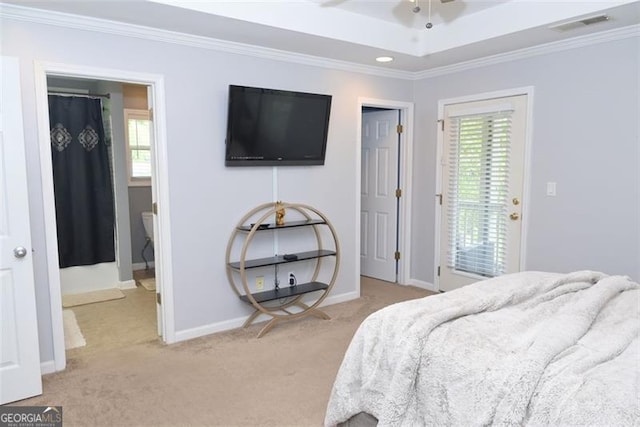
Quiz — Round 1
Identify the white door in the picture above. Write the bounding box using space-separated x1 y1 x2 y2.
439 95 528 291
361 109 399 282
0 57 43 404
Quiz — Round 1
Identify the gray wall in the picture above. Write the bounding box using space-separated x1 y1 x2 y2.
3 16 413 364
129 186 153 265
411 36 640 283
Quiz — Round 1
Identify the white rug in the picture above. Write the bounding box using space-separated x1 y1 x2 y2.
63 309 86 349
62 288 125 308
139 277 156 291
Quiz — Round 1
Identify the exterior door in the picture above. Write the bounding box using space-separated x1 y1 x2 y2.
0 57 43 404
361 109 400 282
439 95 527 291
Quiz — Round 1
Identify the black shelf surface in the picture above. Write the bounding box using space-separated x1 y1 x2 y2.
229 249 336 269
239 281 329 304
237 219 326 232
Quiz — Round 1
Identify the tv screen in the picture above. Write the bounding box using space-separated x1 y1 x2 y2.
225 85 332 166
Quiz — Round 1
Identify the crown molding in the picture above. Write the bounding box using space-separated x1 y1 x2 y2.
1 3 638 82
413 24 640 80
0 3 414 80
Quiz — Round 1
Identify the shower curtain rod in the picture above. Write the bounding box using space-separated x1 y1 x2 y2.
48 90 110 99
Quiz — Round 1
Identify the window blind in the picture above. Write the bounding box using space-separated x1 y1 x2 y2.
127 117 151 178
446 111 513 277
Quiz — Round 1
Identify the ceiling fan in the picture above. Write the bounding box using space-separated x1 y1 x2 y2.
410 0 455 29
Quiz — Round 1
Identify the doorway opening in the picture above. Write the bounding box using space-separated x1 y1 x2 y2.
47 77 158 355
34 62 175 372
358 98 414 288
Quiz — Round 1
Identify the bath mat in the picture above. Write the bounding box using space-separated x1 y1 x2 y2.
139 277 156 291
63 309 86 349
62 288 125 308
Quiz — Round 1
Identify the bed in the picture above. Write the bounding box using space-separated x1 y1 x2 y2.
325 271 639 426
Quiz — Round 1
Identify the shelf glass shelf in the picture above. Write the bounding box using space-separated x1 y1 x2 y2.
228 249 336 269
237 219 326 232
239 281 329 304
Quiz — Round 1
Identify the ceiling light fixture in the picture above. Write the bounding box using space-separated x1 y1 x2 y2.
376 56 394 63
412 0 455 29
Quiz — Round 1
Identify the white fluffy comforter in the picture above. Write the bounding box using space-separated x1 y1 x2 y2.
325 271 640 426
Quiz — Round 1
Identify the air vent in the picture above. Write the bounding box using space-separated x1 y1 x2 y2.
549 14 610 32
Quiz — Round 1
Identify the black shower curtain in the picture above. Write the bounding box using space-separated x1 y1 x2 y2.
49 95 115 268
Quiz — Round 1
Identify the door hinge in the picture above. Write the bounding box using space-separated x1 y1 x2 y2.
438 119 444 131
394 251 401 261
396 124 403 134
395 188 402 198
436 194 442 205
437 266 441 276
152 202 158 214
156 292 162 305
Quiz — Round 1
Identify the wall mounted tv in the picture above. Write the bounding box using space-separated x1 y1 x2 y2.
225 85 332 166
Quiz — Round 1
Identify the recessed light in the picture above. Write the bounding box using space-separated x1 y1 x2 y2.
376 56 394 63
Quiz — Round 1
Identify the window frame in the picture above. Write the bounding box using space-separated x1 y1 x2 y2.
124 108 152 187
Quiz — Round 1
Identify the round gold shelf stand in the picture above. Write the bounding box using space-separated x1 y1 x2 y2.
225 202 340 337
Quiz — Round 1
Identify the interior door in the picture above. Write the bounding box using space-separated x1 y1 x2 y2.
361 109 400 283
0 56 43 404
439 95 527 292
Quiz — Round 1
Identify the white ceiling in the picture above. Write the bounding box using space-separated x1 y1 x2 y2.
6 0 640 72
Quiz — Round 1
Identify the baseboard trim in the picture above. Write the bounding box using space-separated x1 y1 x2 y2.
119 279 137 289
132 261 154 271
408 278 438 292
40 360 58 375
174 315 248 342
319 290 359 307
174 290 361 343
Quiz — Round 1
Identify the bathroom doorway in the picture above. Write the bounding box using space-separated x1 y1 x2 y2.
35 62 175 371
46 77 158 354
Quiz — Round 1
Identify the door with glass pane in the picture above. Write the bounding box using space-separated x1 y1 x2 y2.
439 95 527 291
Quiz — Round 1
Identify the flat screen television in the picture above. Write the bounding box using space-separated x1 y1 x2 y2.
225 85 332 166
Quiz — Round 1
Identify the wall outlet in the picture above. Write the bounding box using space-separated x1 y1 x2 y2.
255 276 265 291
288 272 296 286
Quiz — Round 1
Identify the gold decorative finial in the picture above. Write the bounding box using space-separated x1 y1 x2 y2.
275 201 286 226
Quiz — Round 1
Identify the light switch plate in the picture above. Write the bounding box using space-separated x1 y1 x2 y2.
546 182 557 196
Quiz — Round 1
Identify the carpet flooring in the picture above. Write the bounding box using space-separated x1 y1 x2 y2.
17 277 433 426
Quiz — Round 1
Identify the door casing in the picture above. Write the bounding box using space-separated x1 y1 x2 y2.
33 61 176 373
434 87 535 290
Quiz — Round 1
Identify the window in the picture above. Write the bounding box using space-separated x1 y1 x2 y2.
446 110 513 278
124 108 152 186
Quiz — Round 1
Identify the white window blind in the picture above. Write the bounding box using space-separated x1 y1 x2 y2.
446 111 513 277
124 109 151 185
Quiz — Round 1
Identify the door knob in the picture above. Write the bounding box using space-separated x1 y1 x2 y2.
14 246 28 258
510 212 520 221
